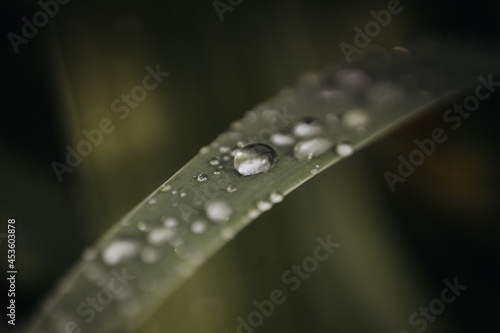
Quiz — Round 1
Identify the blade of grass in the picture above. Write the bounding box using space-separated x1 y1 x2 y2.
28 44 497 333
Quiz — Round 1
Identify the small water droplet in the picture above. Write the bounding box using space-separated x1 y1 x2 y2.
271 133 296 146
148 198 157 205
293 137 333 160
213 170 221 175
226 185 238 193
270 191 284 203
234 143 278 176
342 108 370 128
148 228 175 245
161 216 178 228
325 113 340 127
205 200 233 223
172 190 178 195
102 239 139 266
191 220 207 234
310 168 319 175
200 146 210 154
209 157 220 166
248 209 261 218
336 141 354 157
137 221 149 232
292 117 324 138
219 146 230 154
257 200 272 212
180 192 187 197
160 184 172 192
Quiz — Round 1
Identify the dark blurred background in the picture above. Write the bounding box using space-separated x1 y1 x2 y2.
1 0 499 332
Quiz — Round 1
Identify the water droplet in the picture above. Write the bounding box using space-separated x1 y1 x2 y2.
342 108 370 128
248 209 261 218
234 143 278 176
140 247 159 264
148 198 157 205
293 137 333 160
137 221 149 232
205 200 233 223
160 184 172 192
191 220 207 234
161 216 178 228
336 141 354 157
271 133 296 146
180 192 187 197
226 185 238 193
310 168 319 175
270 191 284 203
171 190 178 195
147 228 175 245
219 146 230 154
209 157 220 166
102 239 139 266
213 170 221 175
325 113 340 127
223 155 231 161
199 146 210 154
292 117 324 138
257 200 272 212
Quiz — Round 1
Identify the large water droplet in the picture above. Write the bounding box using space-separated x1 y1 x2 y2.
292 117 324 138
205 200 233 223
293 137 333 161
234 143 278 176
102 239 139 266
